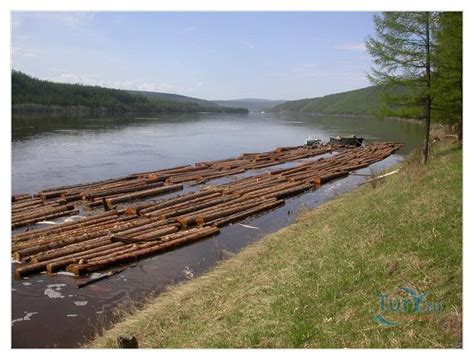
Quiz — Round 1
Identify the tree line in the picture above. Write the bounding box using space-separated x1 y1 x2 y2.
12 71 248 114
367 12 462 163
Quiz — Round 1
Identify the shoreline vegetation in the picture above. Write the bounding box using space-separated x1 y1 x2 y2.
271 110 423 124
89 137 462 348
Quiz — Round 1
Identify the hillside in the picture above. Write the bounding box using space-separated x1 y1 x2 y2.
270 86 422 118
12 71 247 115
129 90 219 108
213 99 287 112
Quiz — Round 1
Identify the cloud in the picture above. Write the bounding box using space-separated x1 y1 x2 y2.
334 42 366 51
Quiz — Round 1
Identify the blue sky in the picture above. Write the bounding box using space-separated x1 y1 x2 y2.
12 12 376 100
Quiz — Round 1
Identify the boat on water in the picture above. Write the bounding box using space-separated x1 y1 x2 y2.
329 135 364 147
305 137 322 146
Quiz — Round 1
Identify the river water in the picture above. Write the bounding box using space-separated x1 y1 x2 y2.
11 112 423 348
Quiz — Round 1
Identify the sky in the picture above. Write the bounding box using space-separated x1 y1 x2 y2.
11 12 377 101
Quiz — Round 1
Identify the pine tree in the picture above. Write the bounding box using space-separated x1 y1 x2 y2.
433 12 462 140
366 12 436 164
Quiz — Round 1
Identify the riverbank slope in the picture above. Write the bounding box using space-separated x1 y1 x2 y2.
90 139 462 348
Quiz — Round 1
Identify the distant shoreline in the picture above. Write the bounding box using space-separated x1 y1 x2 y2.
12 103 248 117
268 110 423 124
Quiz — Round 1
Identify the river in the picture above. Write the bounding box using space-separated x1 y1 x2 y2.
11 112 423 347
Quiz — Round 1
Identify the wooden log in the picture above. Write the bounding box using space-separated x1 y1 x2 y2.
140 192 222 216
15 261 51 278
175 196 264 227
12 198 43 210
12 211 118 243
211 199 285 227
264 183 314 200
77 268 127 289
149 195 238 219
195 168 246 183
195 199 272 225
12 209 80 229
38 176 132 194
84 181 165 200
12 193 32 202
13 217 153 260
12 215 137 250
314 171 349 187
110 225 179 243
68 226 220 275
12 203 75 221
45 243 129 273
236 181 303 199
244 160 284 170
137 189 222 215
12 219 124 253
106 184 183 205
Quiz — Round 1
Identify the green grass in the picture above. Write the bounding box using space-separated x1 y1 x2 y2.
90 140 462 348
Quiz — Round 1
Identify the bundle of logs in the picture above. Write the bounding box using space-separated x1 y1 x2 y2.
13 142 403 278
12 196 79 229
11 144 334 229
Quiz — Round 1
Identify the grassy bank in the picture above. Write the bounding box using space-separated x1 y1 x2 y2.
91 140 462 348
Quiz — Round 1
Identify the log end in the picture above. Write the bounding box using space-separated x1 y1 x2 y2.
123 207 137 216
66 264 82 276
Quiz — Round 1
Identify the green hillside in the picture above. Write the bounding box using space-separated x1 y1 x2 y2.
213 99 287 112
128 90 220 108
271 86 422 118
12 71 247 114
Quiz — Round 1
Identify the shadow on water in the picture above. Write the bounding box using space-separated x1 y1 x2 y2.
11 112 423 348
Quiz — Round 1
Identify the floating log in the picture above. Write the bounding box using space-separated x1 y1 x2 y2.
211 199 285 227
195 199 274 225
103 184 183 205
67 226 220 275
12 194 32 202
77 268 127 289
315 171 349 186
12 209 79 229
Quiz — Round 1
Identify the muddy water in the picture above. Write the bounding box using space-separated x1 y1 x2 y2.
11 112 423 347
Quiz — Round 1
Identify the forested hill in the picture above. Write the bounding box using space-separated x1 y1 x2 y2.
270 86 422 118
212 99 287 112
128 90 220 108
12 71 247 114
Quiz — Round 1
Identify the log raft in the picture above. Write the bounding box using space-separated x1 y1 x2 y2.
13 142 404 277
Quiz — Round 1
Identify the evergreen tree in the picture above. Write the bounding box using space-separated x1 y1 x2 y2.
366 12 436 164
433 12 462 140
